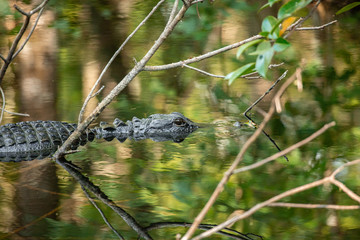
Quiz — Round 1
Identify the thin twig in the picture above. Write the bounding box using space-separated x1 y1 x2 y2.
54 0 193 161
233 121 336 174
183 62 285 79
181 70 292 240
0 0 50 84
183 64 225 78
78 0 166 124
192 159 360 239
283 0 321 39
243 71 289 161
56 157 153 240
268 202 360 210
295 20 337 31
166 0 179 28
82 186 125 240
0 108 30 117
143 35 264 71
0 87 6 123
0 54 6 62
330 178 360 203
12 5 47 60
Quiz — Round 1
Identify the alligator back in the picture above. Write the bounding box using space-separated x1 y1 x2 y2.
0 121 95 161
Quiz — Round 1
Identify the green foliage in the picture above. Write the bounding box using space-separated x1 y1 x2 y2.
336 2 360 15
277 0 312 20
254 41 275 78
225 62 255 85
227 0 312 83
236 39 263 59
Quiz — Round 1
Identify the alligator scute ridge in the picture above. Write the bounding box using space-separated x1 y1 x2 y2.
0 112 198 162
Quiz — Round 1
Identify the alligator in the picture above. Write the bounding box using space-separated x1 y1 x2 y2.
0 112 198 162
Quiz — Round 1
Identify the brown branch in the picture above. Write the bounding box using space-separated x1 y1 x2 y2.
0 0 50 84
181 70 294 240
192 159 360 239
78 0 166 123
54 0 195 160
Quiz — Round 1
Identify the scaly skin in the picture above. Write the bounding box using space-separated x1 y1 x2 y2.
0 112 198 161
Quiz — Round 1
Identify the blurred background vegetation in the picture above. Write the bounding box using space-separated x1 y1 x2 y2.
0 0 359 239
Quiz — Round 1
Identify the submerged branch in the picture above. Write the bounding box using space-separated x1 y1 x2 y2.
57 157 152 240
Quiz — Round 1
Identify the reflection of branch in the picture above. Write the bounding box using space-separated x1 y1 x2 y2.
82 186 125 240
192 159 360 239
56 157 152 240
0 0 50 84
145 222 260 240
243 71 289 161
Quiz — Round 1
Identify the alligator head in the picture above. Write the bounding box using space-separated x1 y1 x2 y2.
99 112 198 143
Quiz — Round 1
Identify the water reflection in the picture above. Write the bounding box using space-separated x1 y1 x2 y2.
0 0 360 239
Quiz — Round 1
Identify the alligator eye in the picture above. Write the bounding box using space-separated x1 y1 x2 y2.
173 118 186 126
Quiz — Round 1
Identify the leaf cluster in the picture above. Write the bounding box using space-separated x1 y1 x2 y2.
226 0 312 84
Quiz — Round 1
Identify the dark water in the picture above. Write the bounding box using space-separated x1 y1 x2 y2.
0 1 360 239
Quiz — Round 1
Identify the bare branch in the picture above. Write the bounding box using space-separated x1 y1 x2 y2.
78 0 166 124
0 54 6 63
233 121 336 174
183 62 284 79
330 178 360 203
268 202 360 210
143 35 264 71
243 71 289 161
181 70 293 240
55 1 194 160
0 0 50 84
166 0 179 28
183 64 225 78
0 87 6 124
12 5 47 60
192 159 360 239
82 186 125 240
296 20 337 31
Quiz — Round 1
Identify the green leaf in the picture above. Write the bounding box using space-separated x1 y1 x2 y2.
261 16 278 32
255 41 274 78
261 16 280 39
278 0 312 20
259 0 281 11
249 40 272 55
336 2 360 15
225 63 255 85
236 39 263 59
273 37 290 52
